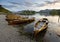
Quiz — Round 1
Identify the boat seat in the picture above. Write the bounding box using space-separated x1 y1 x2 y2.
35 22 44 30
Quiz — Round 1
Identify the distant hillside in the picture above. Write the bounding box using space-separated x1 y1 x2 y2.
0 5 12 14
18 10 36 15
50 9 60 16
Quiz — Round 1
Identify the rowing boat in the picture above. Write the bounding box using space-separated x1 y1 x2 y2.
5 15 35 25
34 18 49 36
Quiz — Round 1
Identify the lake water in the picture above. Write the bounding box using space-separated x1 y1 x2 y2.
0 13 60 42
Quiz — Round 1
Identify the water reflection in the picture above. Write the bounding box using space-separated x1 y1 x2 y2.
0 14 60 42
12 21 47 42
17 14 60 42
35 28 47 42
8 13 60 42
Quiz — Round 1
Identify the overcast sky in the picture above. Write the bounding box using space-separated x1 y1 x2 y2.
0 0 60 12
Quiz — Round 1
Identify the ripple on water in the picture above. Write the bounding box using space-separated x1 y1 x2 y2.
0 14 60 42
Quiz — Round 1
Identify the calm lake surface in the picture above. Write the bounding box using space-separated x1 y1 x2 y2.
0 13 60 42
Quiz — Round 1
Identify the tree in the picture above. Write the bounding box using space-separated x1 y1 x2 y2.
50 9 60 22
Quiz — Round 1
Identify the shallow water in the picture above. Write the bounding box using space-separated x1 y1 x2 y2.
0 14 60 42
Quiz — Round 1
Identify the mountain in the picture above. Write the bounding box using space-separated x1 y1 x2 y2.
38 9 51 16
0 5 12 14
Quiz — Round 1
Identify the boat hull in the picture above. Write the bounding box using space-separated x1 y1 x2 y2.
34 18 49 36
6 18 35 25
5 15 35 25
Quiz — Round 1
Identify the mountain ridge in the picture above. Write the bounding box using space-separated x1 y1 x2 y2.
0 5 12 14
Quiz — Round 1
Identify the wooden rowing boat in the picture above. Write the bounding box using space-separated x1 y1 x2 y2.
8 17 35 25
5 15 35 25
5 14 22 21
34 18 49 36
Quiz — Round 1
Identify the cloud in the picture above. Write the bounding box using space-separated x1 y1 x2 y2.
45 1 55 4
1 0 60 12
6 1 45 7
3 5 17 8
7 1 23 6
36 3 46 7
7 1 34 7
24 2 33 7
45 0 60 4
36 0 60 7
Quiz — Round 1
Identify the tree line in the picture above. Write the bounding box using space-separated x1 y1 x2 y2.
50 9 60 16
20 10 36 15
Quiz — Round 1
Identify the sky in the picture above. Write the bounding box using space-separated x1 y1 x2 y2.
0 0 60 12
